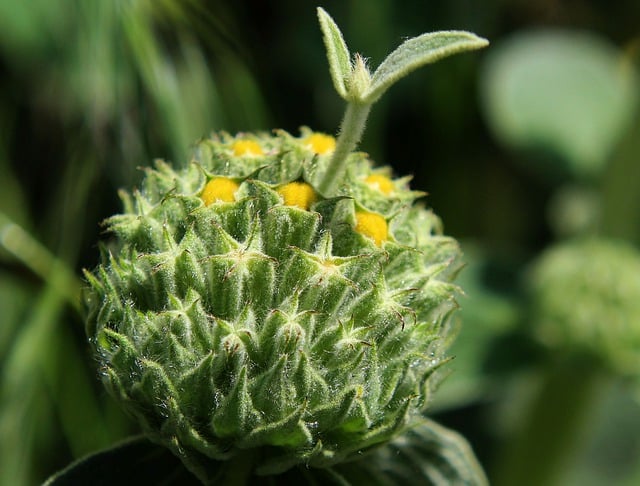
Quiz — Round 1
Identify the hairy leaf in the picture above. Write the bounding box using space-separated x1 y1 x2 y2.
366 31 488 103
317 7 351 99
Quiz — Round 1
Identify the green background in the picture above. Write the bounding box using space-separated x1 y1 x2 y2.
1 1 639 484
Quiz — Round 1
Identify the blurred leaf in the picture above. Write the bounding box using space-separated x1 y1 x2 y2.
1 0 257 166
41 320 131 458
0 283 66 486
217 55 271 131
0 0 71 60
433 243 522 410
0 113 29 230
44 436 201 486
491 359 606 486
0 272 31 364
122 5 195 161
563 382 640 486
46 419 488 486
335 419 488 485
0 271 126 486
480 29 639 179
0 212 81 310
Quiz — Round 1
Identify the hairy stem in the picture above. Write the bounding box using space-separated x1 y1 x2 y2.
317 101 371 196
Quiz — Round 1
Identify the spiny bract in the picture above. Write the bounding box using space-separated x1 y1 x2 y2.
84 128 462 479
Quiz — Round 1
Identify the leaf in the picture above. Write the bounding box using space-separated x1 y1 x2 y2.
365 31 489 104
333 418 488 485
317 7 351 99
43 436 202 486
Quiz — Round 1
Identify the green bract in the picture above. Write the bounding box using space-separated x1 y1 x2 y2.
84 129 461 481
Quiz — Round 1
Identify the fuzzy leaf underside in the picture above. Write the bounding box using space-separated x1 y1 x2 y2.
366 31 489 104
332 419 488 485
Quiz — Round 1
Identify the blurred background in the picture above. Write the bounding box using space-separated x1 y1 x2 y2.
1 1 639 485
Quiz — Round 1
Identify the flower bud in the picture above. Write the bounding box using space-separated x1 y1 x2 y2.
528 238 640 376
84 129 461 480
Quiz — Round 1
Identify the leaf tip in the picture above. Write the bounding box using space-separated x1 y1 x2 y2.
316 6 351 100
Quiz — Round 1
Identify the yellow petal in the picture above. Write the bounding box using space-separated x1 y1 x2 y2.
365 174 395 195
304 133 336 155
231 140 263 157
201 178 239 205
355 211 388 246
277 182 317 210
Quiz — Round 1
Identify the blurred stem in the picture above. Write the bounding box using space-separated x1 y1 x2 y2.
600 111 640 244
626 460 640 486
0 211 81 312
494 359 605 486
0 281 66 486
41 323 129 457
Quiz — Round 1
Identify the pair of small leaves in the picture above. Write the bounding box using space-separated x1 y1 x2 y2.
317 7 488 104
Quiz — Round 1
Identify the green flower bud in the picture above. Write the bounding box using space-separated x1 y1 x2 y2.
84 128 462 481
528 237 640 377
346 54 372 102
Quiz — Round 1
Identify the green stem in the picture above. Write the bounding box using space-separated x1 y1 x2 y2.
493 358 605 486
317 101 372 196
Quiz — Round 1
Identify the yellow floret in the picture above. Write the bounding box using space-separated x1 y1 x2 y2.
277 182 316 210
365 174 395 195
201 178 239 205
231 140 263 157
304 133 336 155
355 211 388 246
